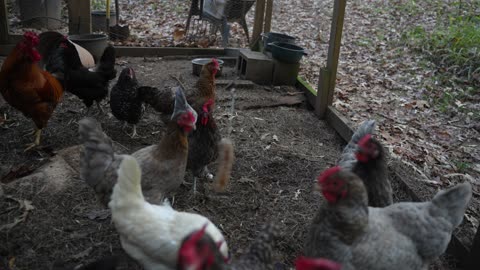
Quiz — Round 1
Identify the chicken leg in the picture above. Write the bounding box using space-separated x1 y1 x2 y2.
24 128 41 152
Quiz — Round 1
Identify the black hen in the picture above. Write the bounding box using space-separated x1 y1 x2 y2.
63 42 116 113
110 67 152 137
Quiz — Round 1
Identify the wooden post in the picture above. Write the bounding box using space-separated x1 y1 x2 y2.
251 0 266 48
264 0 274 33
67 0 91 34
315 0 347 118
0 0 8 43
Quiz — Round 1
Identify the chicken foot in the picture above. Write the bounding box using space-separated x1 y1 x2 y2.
24 128 41 152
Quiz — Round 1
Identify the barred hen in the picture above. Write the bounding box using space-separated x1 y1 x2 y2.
304 166 472 270
352 134 392 207
110 67 156 137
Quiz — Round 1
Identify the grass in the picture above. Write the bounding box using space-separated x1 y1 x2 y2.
399 1 480 116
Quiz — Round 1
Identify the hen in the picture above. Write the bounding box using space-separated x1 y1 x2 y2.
63 41 116 113
304 166 472 270
79 86 197 205
143 59 222 192
0 31 64 150
110 155 229 270
177 222 282 270
352 134 392 207
37 31 95 85
110 67 155 137
337 120 392 207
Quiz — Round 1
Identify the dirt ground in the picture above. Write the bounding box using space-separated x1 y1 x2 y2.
0 57 469 270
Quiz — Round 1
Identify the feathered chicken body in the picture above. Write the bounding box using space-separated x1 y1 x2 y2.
305 166 472 270
337 120 375 170
79 87 197 205
110 67 146 137
110 155 228 270
0 31 64 150
63 42 116 111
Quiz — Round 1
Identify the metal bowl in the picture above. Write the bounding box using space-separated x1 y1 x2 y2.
192 58 224 77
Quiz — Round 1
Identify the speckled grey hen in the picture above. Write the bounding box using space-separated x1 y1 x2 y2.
79 86 197 205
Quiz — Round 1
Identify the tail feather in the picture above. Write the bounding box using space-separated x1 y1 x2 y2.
78 118 115 195
138 86 175 114
115 155 143 195
338 120 376 169
213 138 234 192
95 45 117 80
431 182 472 227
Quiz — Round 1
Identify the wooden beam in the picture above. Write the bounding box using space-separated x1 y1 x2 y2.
67 0 91 34
315 67 332 117
114 46 226 57
0 0 8 43
317 0 347 119
251 0 266 48
325 106 353 142
263 0 274 33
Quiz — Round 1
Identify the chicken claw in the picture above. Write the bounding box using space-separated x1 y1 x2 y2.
24 129 41 152
130 125 139 138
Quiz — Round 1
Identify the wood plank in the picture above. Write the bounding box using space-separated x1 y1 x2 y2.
67 0 91 34
325 106 353 142
251 0 266 48
216 79 255 89
315 67 331 117
0 0 8 42
0 43 14 56
263 0 274 33
323 0 347 113
114 47 226 57
296 76 316 108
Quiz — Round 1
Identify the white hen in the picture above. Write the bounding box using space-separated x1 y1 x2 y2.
109 155 229 270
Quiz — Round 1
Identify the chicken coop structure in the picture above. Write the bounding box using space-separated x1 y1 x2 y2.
0 0 479 268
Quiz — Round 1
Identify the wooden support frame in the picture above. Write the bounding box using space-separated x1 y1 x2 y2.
251 0 266 48
0 0 21 45
263 0 273 33
67 0 91 34
315 0 347 118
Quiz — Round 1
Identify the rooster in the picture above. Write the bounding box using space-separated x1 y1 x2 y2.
79 86 197 205
294 257 341 270
177 222 282 270
304 166 472 270
63 41 116 113
0 31 64 151
110 67 156 138
141 59 223 192
110 155 229 270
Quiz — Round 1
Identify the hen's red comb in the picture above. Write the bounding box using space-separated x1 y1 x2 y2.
317 166 341 185
295 256 342 270
211 58 219 67
357 134 372 149
23 31 39 46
